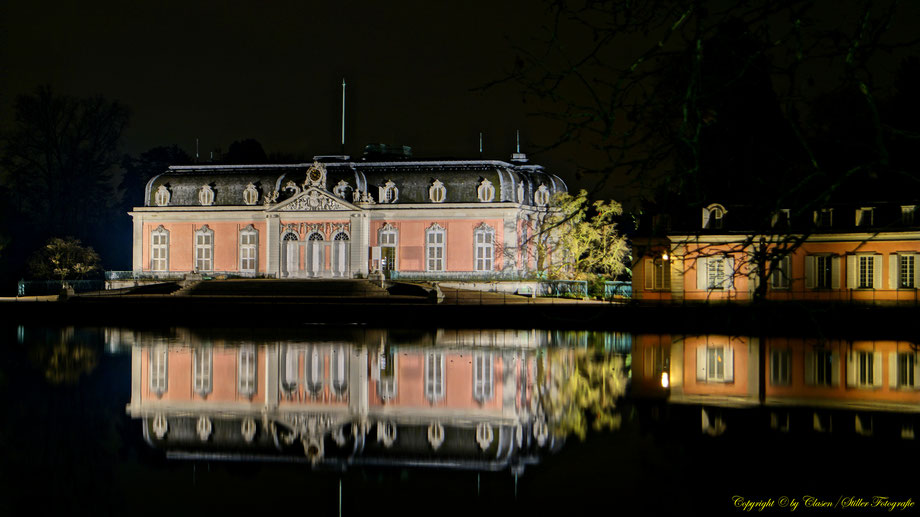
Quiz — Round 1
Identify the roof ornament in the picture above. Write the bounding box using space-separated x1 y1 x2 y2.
303 161 327 190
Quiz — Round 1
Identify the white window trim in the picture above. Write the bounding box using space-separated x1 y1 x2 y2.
891 351 920 390
154 185 171 206
855 207 875 227
379 180 399 203
473 353 494 402
150 225 169 272
474 223 495 272
426 223 446 272
477 178 495 202
846 254 882 290
697 256 734 290
199 184 215 206
194 225 214 272
425 353 445 403
804 255 841 290
429 179 446 203
192 347 213 397
891 253 918 289
644 257 671 291
242 183 259 205
331 346 348 396
534 184 549 206
702 204 727 230
239 225 258 274
378 223 398 271
238 346 257 397
846 350 882 389
149 346 168 396
770 348 791 385
695 344 734 383
804 348 840 387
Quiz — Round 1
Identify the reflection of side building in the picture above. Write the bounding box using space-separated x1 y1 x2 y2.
127 337 564 473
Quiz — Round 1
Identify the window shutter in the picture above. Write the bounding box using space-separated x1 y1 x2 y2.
831 256 841 289
890 254 899 290
804 256 815 289
846 350 856 387
724 346 734 382
914 352 920 390
831 352 840 386
889 352 898 389
725 257 735 289
696 347 707 381
701 208 710 229
873 351 882 387
846 255 856 289
804 350 815 385
914 254 920 288
697 257 708 291
873 255 882 290
644 259 654 290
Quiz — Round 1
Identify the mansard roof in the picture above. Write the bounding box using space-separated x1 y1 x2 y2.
143 158 567 207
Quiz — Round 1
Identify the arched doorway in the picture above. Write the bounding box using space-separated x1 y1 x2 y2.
307 232 324 277
282 232 300 278
332 232 350 277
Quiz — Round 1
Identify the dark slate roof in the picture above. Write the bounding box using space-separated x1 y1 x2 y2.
144 158 566 207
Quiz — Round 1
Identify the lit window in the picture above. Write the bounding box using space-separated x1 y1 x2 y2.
771 348 790 385
199 185 215 206
770 256 791 289
195 226 213 272
425 353 444 403
429 180 446 203
473 353 493 403
707 346 726 381
380 180 398 203
150 226 169 271
238 346 257 397
695 343 734 383
154 185 170 206
426 224 445 271
149 346 168 395
474 224 494 271
242 183 259 205
192 347 212 397
898 353 916 388
239 226 258 273
855 207 874 228
477 179 495 202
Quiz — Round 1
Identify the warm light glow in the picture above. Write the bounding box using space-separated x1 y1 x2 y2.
662 252 669 261
661 372 669 388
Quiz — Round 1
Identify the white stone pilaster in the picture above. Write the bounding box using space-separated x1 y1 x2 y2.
267 215 280 278
132 214 143 271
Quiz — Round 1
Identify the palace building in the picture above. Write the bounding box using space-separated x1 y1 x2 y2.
130 153 566 279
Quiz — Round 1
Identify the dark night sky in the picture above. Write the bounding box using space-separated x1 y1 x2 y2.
1 1 572 176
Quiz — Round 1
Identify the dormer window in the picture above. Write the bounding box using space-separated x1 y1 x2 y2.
814 208 833 228
199 185 215 206
242 183 258 205
154 185 171 207
855 207 874 228
903 205 917 226
379 180 398 203
771 209 790 228
429 180 446 203
534 184 550 206
702 204 726 230
333 180 350 199
517 183 525 204
477 179 495 202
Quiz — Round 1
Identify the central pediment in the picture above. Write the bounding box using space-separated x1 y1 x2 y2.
269 187 360 212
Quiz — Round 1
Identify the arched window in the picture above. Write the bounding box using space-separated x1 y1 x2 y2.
192 347 212 397
304 345 324 397
238 346 257 397
473 353 494 403
282 232 299 278
703 204 727 229
378 224 398 272
150 226 169 271
149 346 168 396
377 349 398 402
426 223 446 272
474 224 494 271
242 183 259 205
307 232 324 277
199 185 215 206
154 185 171 206
425 352 445 403
280 346 299 395
380 180 398 203
429 180 446 203
332 231 350 277
333 180 350 199
477 179 495 202
239 225 258 273
331 345 348 397
195 226 214 271
534 184 549 206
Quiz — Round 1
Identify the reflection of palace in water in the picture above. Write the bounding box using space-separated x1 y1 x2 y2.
634 334 920 436
122 328 609 473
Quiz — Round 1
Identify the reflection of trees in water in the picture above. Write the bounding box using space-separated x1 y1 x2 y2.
29 329 98 385
541 349 628 440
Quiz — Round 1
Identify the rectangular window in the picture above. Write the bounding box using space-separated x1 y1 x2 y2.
151 231 168 271
771 209 791 229
646 258 671 290
238 347 257 397
473 353 493 402
855 208 874 228
771 256 791 289
707 346 725 381
196 232 213 271
475 231 493 271
903 206 916 226
240 231 257 272
898 353 915 388
643 346 665 379
193 348 212 396
427 231 444 271
771 349 791 385
858 255 874 288
815 208 833 228
900 255 915 288
149 347 168 394
425 353 444 402
857 351 874 386
815 349 834 386
816 256 834 289
707 258 726 289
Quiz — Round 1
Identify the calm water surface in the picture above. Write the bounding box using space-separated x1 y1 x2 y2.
2 326 917 515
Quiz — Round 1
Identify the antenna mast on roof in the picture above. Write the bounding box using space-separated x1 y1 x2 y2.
516 129 520 153
341 78 346 154
479 132 483 156
196 138 199 163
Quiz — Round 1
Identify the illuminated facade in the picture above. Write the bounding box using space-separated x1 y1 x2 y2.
633 202 920 303
130 156 566 279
